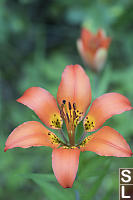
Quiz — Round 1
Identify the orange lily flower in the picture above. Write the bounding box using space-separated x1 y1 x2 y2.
77 28 111 72
5 65 132 188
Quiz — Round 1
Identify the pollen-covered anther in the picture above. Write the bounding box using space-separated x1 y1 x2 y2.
48 132 61 145
50 113 62 128
84 116 95 131
72 103 83 127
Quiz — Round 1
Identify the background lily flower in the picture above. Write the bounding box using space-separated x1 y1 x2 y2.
77 28 111 72
5 65 132 188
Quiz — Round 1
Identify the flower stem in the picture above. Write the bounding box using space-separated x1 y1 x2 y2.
75 190 80 200
93 71 100 99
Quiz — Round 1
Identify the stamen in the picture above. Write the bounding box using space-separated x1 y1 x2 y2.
59 100 85 146
64 102 68 115
66 113 70 123
68 102 71 110
62 100 66 104
73 110 76 121
60 104 65 119
68 102 72 118
73 103 76 110
61 100 71 124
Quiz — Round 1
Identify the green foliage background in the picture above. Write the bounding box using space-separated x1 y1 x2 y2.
1 0 133 199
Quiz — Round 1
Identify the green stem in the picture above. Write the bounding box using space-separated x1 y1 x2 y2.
93 71 101 99
68 130 75 146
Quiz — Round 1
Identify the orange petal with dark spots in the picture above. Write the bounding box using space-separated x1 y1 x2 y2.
57 65 91 117
52 147 80 188
17 87 62 129
84 93 132 132
80 126 132 157
4 121 60 151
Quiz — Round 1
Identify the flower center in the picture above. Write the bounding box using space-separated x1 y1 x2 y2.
60 100 83 127
60 100 83 145
48 124 94 149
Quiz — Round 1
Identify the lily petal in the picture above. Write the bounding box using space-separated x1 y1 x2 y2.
52 147 80 188
81 28 92 50
80 126 132 157
97 29 106 38
84 93 132 132
97 29 111 48
94 48 107 71
57 65 91 119
77 39 91 67
17 87 62 129
4 121 60 151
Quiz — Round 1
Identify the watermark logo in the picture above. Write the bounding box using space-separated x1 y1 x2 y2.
119 168 133 200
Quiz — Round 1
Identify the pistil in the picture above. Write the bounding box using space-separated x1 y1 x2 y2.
60 100 83 146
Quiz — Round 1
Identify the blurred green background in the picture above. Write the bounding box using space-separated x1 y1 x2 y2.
1 0 133 199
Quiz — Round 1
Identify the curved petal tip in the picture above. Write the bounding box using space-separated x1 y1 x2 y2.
84 93 133 132
80 126 132 157
4 121 60 152
4 147 7 152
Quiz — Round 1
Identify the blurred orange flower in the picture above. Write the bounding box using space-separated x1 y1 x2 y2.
5 65 132 188
77 28 111 72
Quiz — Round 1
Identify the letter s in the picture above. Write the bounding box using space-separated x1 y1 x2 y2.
121 170 131 183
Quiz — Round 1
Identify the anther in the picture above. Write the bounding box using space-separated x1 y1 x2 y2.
60 104 65 119
66 113 70 123
73 103 76 110
68 102 71 110
62 100 66 104
73 110 76 120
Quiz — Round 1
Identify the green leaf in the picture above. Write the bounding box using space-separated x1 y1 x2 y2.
24 173 75 200
82 161 111 200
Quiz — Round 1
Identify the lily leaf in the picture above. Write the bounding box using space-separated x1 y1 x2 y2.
23 173 75 200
